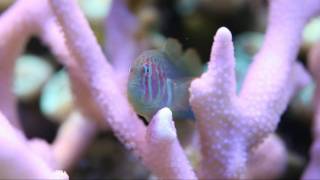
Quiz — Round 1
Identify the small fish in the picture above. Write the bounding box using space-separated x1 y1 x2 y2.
127 38 202 121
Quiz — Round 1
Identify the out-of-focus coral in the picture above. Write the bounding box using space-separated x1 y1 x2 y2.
13 54 54 102
105 0 149 84
290 81 316 120
245 134 288 179
0 0 105 177
302 41 320 179
79 0 112 45
40 70 74 123
52 111 98 169
302 17 320 52
0 112 68 179
234 32 264 92
234 32 315 120
80 0 111 22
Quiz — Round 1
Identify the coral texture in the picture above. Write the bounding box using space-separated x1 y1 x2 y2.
189 0 319 178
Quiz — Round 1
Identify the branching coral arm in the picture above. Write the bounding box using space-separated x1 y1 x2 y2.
40 18 106 125
34 1 104 170
239 0 315 137
49 0 146 155
190 27 244 179
302 42 320 180
0 0 102 171
144 108 196 179
305 0 320 20
245 134 288 179
39 7 107 130
0 112 68 179
237 0 319 146
0 0 45 129
190 0 319 179
302 133 320 180
105 0 141 76
52 111 98 170
105 0 148 91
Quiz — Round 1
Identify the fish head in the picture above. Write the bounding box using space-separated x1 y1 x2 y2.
128 50 170 120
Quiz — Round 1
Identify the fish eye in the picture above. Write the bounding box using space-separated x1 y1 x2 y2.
143 64 150 73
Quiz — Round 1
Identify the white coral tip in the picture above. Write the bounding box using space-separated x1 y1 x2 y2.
53 170 69 180
151 107 177 142
214 27 232 42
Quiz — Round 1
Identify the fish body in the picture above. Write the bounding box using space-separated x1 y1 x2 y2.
127 39 202 121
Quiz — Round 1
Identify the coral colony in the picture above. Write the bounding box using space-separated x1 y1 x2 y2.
0 0 320 179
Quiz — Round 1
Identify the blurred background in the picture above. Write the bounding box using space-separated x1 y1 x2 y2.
1 0 320 179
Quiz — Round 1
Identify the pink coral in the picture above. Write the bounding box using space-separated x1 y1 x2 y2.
0 0 320 179
0 0 101 175
49 0 195 178
189 0 318 178
49 0 318 178
0 112 68 179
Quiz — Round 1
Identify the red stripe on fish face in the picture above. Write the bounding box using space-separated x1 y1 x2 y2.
158 63 166 98
140 65 145 95
140 57 168 105
151 62 159 99
142 60 149 101
156 63 164 100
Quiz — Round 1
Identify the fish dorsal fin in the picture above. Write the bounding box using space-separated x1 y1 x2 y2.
161 38 203 78
181 48 203 77
162 38 183 60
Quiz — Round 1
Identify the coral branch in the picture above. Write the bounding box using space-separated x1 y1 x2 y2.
105 0 148 90
239 0 316 139
36 1 106 169
0 0 49 128
52 111 97 169
39 8 106 127
303 140 320 179
190 27 247 179
302 42 320 179
49 0 146 155
245 134 288 179
0 112 68 179
304 0 320 20
144 108 196 179
105 0 140 74
190 0 319 178
207 27 236 100
0 0 105 171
